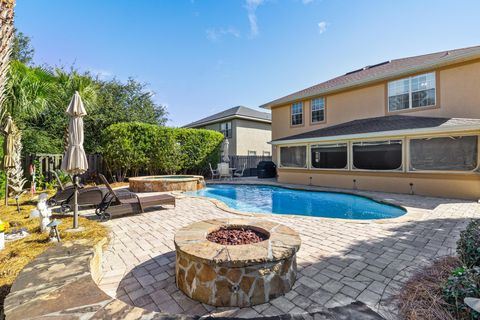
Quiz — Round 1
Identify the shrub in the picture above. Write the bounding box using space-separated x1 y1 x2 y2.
457 220 480 268
442 266 480 319
101 122 223 180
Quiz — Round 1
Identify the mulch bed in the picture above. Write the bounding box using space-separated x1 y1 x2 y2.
398 256 461 320
207 227 268 245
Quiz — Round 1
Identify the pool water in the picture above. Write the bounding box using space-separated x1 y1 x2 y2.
190 184 406 220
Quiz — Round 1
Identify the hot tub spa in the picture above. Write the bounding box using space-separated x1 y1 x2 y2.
129 175 205 192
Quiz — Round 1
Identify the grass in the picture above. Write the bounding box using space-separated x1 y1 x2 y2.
398 256 461 320
0 191 108 315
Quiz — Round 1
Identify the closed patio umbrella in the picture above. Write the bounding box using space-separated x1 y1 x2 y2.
3 115 15 206
222 138 230 163
61 92 88 229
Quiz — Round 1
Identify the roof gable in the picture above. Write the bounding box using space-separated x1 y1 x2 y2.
183 106 271 128
261 45 480 109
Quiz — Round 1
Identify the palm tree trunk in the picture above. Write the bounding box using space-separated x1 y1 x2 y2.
0 0 16 121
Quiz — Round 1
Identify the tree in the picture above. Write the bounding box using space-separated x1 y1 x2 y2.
84 78 168 152
10 28 35 65
0 0 16 123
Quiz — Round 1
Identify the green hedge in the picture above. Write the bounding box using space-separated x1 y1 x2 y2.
101 122 224 180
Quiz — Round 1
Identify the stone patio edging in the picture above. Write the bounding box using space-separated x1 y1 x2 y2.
4 239 384 320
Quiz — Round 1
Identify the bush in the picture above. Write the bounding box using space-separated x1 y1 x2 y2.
457 220 480 268
442 266 480 319
101 122 223 180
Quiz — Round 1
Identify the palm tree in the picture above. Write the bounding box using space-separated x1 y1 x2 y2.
3 61 57 119
0 0 16 122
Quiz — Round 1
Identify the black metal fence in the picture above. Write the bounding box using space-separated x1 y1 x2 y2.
227 155 273 177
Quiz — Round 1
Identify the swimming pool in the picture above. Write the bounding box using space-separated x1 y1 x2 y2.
190 184 406 220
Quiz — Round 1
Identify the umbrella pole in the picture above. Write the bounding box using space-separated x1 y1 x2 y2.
4 170 8 207
73 175 78 229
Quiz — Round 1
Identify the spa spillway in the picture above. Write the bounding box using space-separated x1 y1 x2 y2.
174 218 301 307
129 175 205 192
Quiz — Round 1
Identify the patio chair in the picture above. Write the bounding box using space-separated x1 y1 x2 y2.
218 163 231 180
209 163 220 180
97 174 176 220
234 163 246 179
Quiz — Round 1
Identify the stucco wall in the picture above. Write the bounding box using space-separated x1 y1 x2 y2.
197 119 271 156
235 119 272 156
277 169 480 200
271 59 480 140
201 122 236 155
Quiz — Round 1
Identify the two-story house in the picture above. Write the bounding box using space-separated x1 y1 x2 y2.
184 106 272 157
261 46 480 200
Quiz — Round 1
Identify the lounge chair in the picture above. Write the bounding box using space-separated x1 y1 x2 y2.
209 163 220 180
48 171 105 212
47 171 76 206
97 174 176 220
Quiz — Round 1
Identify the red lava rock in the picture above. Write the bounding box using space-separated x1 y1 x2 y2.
207 227 268 245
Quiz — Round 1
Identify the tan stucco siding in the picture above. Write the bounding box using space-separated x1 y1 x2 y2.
200 122 236 155
235 119 272 156
277 169 480 200
197 118 271 156
271 59 480 140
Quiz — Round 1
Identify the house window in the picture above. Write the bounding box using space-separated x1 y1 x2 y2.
248 150 257 156
280 146 307 168
220 121 232 138
388 72 436 112
291 102 303 125
311 143 348 169
410 136 478 171
353 140 402 170
262 151 271 157
311 98 325 123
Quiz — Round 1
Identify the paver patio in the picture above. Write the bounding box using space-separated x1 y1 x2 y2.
98 185 480 319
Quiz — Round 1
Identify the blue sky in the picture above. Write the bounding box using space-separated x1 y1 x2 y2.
15 0 480 126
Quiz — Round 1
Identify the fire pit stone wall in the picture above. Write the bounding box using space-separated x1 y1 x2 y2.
174 218 301 307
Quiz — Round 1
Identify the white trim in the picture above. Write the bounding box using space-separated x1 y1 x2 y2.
261 48 480 109
270 124 480 145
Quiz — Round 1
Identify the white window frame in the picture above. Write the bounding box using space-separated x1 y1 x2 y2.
262 151 271 157
311 97 325 123
406 133 480 174
278 144 308 169
248 150 257 156
309 142 348 171
388 72 436 112
291 102 303 126
351 139 405 172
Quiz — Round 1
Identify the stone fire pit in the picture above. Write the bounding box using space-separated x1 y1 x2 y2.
174 218 301 307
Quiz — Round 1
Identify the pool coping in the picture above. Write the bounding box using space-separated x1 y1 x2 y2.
180 181 428 224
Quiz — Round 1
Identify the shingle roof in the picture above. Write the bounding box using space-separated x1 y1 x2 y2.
261 45 480 109
183 106 271 128
273 115 480 143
